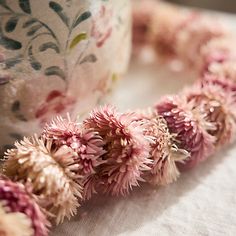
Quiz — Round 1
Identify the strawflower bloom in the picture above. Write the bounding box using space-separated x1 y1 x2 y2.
136 110 189 185
191 75 236 146
156 95 216 170
3 136 81 224
43 115 106 199
84 105 151 196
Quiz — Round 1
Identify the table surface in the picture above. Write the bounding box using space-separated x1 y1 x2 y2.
51 11 236 236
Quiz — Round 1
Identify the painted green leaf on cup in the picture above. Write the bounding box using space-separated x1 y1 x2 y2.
27 24 43 36
0 35 22 50
80 54 97 64
49 1 69 27
23 19 37 28
28 45 41 70
5 16 19 32
45 66 66 80
73 11 91 28
0 0 12 11
11 100 20 112
69 33 87 49
5 54 23 69
19 0 31 14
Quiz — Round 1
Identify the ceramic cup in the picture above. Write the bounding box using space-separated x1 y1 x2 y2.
0 0 131 153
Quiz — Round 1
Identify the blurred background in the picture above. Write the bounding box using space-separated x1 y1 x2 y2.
166 0 236 13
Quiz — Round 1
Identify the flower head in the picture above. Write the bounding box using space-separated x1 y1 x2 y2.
0 176 48 236
3 136 81 224
43 115 106 200
84 105 151 196
43 115 106 175
187 75 236 147
137 110 189 185
156 95 216 170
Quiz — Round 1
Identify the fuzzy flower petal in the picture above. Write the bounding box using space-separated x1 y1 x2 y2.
156 95 216 170
0 176 48 236
3 136 81 224
84 105 151 196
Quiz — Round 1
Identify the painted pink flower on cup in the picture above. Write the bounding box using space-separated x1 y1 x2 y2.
35 90 75 124
91 5 113 47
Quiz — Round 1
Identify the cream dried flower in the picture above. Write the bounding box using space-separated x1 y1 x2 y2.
0 204 33 236
4 136 82 224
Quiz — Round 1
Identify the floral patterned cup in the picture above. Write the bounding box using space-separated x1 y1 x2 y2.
0 0 131 153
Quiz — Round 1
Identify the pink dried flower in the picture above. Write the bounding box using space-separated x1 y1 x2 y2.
84 105 151 196
189 75 236 146
156 95 216 170
137 110 189 185
43 115 106 199
132 0 156 50
0 176 49 236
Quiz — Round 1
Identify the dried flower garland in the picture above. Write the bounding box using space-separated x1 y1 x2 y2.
1 0 236 235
